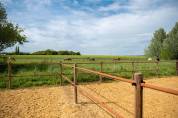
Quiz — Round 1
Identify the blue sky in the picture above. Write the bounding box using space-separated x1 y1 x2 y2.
1 0 178 55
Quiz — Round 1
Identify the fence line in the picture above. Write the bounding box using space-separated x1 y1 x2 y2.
2 59 177 91
60 66 124 118
2 59 177 92
1 58 178 117
2 60 160 65
78 86 124 118
60 63 178 118
62 63 178 95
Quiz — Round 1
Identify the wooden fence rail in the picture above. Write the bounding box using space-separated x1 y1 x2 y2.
2 58 178 118
3 59 162 84
60 65 124 118
60 63 178 118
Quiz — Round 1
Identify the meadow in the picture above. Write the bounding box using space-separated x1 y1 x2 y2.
0 55 176 89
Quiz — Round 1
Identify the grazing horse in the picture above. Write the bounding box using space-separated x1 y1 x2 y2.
113 58 121 61
89 58 95 61
148 58 152 61
64 58 72 61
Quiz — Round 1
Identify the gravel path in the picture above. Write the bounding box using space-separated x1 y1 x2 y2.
0 76 178 118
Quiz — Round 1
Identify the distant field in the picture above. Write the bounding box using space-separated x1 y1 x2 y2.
0 55 146 64
0 55 176 89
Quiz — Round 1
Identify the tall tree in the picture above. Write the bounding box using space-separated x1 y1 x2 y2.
0 2 6 22
145 28 166 59
0 2 26 52
162 22 178 59
15 46 20 54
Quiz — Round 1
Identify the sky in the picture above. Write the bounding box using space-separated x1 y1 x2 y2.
1 0 178 55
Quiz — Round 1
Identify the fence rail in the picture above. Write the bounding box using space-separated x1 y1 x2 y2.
1 58 178 118
1 59 177 90
62 63 178 95
0 60 162 65
60 63 178 118
141 83 178 95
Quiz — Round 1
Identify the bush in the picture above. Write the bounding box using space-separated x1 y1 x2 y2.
32 49 80 55
57 50 80 55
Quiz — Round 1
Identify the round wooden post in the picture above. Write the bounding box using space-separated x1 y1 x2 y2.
132 62 135 79
73 64 78 104
99 62 103 82
60 61 63 86
7 57 12 89
134 73 143 118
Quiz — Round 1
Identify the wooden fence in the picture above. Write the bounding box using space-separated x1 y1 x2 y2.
2 58 178 89
2 58 163 89
60 63 178 118
1 58 178 118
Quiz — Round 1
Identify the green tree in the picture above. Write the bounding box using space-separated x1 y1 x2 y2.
0 2 26 52
0 2 6 22
15 46 20 54
145 28 166 59
162 22 178 59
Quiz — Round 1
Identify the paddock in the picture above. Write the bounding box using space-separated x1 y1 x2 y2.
0 76 178 118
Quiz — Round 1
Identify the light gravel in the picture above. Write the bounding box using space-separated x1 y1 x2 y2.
0 76 178 118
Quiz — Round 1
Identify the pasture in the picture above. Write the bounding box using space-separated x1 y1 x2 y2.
0 55 177 89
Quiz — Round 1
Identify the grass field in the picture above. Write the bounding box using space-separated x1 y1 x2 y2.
0 55 177 89
0 55 146 64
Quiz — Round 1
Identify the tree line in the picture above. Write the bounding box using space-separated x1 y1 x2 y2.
4 49 81 55
32 49 81 55
145 22 178 60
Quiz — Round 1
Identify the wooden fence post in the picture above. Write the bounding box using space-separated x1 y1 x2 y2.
176 60 178 76
113 60 116 72
7 57 12 89
134 73 143 118
156 61 160 77
73 63 78 104
99 62 103 82
60 61 63 86
132 62 135 79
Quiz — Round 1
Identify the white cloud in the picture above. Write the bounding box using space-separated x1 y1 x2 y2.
98 2 124 11
24 0 52 10
4 0 178 55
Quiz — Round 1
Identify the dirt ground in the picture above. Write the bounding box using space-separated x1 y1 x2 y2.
0 76 178 118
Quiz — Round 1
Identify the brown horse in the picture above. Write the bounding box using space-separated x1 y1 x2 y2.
113 58 121 61
64 58 72 61
89 58 95 61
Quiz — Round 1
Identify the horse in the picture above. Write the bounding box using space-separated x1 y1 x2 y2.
64 58 72 61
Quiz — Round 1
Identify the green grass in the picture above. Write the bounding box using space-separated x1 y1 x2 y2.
0 55 176 89
0 55 146 64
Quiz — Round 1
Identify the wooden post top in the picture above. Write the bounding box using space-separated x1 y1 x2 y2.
134 73 143 78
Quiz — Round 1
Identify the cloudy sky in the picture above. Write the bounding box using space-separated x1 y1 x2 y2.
2 0 178 55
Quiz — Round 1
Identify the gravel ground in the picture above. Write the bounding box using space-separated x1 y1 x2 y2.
0 76 178 118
